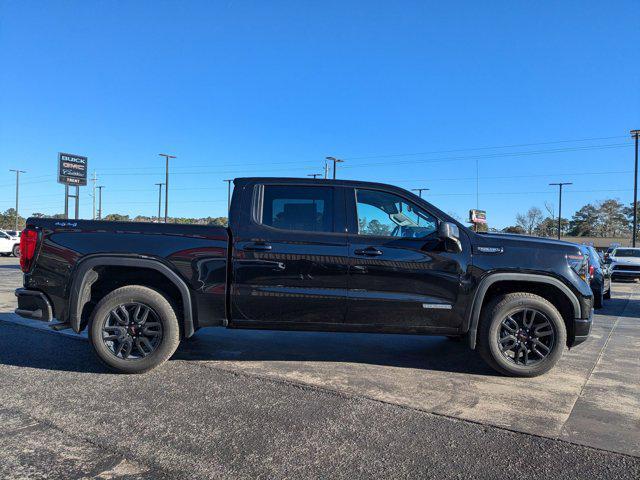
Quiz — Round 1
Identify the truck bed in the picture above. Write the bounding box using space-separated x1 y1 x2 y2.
23 218 230 330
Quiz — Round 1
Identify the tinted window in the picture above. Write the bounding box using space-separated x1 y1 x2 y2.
356 189 437 238
261 185 334 232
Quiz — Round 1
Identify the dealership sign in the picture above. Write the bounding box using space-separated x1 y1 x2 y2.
58 153 88 186
469 209 487 224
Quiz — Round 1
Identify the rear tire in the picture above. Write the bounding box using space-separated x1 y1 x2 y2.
604 288 611 300
478 292 566 377
88 285 180 374
593 289 603 309
12 244 19 257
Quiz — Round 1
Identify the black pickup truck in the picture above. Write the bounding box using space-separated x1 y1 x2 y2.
15 177 594 376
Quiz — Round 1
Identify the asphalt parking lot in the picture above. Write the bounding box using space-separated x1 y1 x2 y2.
0 256 638 479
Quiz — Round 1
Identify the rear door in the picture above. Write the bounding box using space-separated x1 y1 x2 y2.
345 187 470 331
230 182 349 326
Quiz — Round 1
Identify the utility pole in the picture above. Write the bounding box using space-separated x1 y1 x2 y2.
325 156 344 180
91 171 97 219
631 130 639 247
549 182 572 240
159 153 176 223
307 174 322 179
476 159 480 209
97 186 104 220
223 179 233 214
9 169 26 231
155 183 165 222
412 188 429 198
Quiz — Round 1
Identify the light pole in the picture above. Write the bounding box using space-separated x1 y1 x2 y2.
223 179 233 214
307 174 322 179
91 172 97 219
8 169 26 231
159 154 176 223
325 156 344 180
412 188 429 198
97 186 104 220
155 183 165 222
631 130 639 247
549 182 572 240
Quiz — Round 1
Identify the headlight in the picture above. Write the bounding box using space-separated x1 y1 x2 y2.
567 253 589 282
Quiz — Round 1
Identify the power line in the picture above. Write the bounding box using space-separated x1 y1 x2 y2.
340 135 630 161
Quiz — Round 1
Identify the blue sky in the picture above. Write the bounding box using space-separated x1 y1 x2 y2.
0 1 638 227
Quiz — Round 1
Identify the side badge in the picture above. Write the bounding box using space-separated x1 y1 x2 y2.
422 304 453 310
477 246 504 254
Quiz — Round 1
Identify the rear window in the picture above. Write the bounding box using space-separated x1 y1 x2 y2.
260 185 334 232
613 248 640 258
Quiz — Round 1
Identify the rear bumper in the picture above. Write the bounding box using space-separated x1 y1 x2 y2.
15 288 53 322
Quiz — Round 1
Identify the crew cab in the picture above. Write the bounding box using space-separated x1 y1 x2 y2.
15 177 594 376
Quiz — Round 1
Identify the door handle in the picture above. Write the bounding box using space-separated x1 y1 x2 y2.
244 242 272 251
354 246 383 256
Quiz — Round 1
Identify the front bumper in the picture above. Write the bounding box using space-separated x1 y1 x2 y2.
15 288 53 321
572 306 593 347
611 270 640 280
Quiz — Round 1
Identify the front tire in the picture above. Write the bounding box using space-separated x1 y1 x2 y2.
88 285 180 374
478 292 566 377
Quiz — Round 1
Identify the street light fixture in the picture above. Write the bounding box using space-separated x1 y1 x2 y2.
154 183 165 223
631 129 639 247
307 174 322 179
412 188 429 198
325 156 344 180
97 186 105 220
549 182 572 240
8 169 25 231
159 153 176 223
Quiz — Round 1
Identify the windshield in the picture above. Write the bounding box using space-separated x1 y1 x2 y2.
613 248 640 258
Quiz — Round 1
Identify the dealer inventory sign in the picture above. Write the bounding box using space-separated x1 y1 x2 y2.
58 152 88 186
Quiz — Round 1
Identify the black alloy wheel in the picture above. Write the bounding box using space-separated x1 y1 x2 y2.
497 308 556 366
101 302 163 359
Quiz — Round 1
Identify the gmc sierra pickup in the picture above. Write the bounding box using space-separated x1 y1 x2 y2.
15 177 594 376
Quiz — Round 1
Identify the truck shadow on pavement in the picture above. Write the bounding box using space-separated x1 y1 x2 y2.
0 313 495 375
173 328 498 376
0 315 108 374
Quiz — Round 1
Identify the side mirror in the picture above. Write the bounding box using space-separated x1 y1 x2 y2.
438 222 462 253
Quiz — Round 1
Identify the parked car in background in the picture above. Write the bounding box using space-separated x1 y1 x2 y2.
607 247 640 282
0 230 20 257
583 246 611 308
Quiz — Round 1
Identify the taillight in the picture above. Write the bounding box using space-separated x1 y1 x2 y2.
567 253 589 282
589 265 595 279
20 228 38 272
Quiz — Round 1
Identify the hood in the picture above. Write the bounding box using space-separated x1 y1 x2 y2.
474 232 582 254
610 256 640 266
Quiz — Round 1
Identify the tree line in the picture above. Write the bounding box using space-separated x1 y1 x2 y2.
504 199 638 238
0 208 228 229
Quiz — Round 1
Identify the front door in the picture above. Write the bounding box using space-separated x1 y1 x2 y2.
346 187 470 331
230 183 349 327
